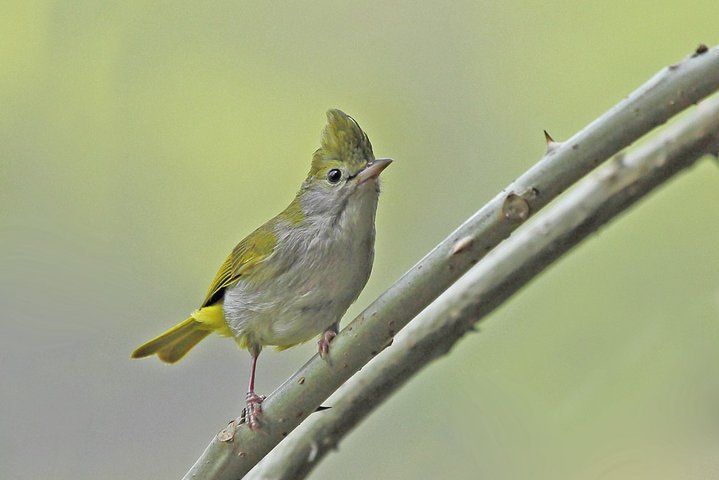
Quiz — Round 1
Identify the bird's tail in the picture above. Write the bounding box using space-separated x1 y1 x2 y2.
131 303 229 364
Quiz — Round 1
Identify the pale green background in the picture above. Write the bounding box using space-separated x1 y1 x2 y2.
2 2 719 479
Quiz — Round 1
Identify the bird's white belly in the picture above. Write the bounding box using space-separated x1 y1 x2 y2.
223 204 375 349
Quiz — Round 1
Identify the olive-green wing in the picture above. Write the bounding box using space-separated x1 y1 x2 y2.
201 225 277 307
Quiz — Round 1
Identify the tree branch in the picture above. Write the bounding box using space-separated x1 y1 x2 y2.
183 45 719 480
248 93 719 480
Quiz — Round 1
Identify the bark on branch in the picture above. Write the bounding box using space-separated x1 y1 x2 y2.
183 45 719 480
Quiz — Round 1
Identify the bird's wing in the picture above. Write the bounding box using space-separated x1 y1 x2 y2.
201 224 277 307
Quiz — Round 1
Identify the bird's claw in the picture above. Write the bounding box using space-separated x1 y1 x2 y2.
245 391 265 431
318 330 337 359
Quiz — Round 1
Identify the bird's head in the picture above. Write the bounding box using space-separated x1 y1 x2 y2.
298 109 392 219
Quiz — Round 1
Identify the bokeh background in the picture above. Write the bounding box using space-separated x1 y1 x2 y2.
2 2 719 479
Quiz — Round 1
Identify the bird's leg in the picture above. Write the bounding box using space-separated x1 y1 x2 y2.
318 322 339 359
245 352 264 430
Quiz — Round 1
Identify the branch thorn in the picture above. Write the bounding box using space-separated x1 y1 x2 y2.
543 130 554 144
544 130 561 153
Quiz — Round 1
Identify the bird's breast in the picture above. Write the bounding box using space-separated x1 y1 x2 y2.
223 195 378 348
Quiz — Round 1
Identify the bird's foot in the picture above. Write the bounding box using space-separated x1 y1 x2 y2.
244 391 265 431
318 329 337 359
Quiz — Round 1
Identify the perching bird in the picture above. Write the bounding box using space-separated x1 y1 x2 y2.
132 109 391 429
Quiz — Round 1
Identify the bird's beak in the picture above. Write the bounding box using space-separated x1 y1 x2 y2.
356 158 393 185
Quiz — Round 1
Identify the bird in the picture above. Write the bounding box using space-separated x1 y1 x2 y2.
131 109 392 430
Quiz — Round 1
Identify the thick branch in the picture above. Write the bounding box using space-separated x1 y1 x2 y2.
183 45 719 480
249 94 719 480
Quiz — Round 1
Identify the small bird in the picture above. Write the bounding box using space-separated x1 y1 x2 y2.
132 109 391 429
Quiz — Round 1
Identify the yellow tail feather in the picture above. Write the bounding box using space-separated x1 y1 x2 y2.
131 303 230 364
156 328 211 363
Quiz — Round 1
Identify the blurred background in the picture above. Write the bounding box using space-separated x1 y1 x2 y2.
2 2 719 479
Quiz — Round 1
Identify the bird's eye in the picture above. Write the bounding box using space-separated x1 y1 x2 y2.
327 169 342 184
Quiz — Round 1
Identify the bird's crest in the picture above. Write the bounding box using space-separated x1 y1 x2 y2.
310 109 374 177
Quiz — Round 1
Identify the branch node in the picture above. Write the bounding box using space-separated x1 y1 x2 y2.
522 187 540 201
450 236 474 256
217 420 237 443
600 153 627 182
307 441 319 462
693 43 709 58
501 193 531 222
